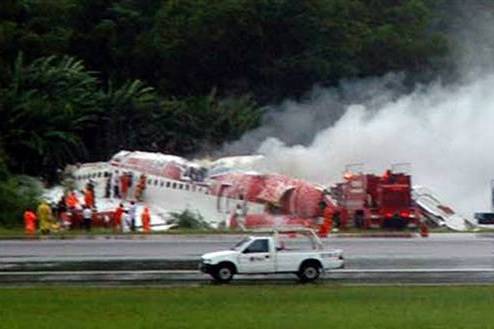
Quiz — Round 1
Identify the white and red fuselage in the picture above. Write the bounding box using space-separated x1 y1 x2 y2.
71 151 331 230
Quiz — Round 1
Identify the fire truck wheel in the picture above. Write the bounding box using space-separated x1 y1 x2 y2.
298 261 321 283
213 263 235 283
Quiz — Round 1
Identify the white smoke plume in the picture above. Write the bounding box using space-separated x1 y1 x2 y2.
219 3 494 216
256 75 494 215
223 73 408 155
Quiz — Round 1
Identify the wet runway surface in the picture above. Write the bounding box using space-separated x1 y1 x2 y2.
1 234 494 284
1 233 494 269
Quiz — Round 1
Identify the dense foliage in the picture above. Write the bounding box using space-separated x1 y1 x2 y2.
169 209 211 230
0 0 453 181
0 156 41 227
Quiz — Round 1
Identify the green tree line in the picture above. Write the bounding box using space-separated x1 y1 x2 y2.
0 0 454 224
0 0 450 171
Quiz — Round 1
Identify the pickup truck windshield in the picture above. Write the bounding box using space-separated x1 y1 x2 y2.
243 239 269 253
231 237 252 251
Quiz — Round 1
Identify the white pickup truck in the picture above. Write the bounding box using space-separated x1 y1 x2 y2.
199 228 344 283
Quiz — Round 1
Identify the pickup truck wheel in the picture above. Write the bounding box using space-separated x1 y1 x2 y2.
298 263 320 283
213 264 234 283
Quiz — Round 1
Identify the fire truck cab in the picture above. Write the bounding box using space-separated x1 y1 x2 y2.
331 168 420 229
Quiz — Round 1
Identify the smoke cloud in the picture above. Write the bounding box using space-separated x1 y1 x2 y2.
256 75 494 215
223 73 408 155
219 2 494 216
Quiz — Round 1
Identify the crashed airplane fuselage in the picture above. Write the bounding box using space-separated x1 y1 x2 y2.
70 151 331 230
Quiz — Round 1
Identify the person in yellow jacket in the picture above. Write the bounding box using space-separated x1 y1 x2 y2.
37 201 54 234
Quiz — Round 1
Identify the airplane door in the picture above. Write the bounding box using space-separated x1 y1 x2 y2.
238 238 275 273
216 184 231 214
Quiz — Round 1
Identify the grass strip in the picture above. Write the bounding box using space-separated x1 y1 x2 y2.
1 285 493 329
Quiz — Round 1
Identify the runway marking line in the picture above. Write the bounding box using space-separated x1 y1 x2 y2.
2 268 494 275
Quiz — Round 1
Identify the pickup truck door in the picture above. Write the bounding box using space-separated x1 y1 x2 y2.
238 238 275 273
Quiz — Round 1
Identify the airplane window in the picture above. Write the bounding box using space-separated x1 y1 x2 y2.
185 184 190 191
98 172 102 178
148 179 152 185
179 184 183 190
154 179 158 186
104 172 109 177
243 239 269 253
172 183 177 189
160 181 164 187
166 182 171 188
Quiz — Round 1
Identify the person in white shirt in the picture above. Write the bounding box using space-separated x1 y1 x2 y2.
122 209 130 233
82 206 92 232
128 201 137 232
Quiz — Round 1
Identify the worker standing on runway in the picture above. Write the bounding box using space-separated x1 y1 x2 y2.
419 221 429 237
135 174 147 201
113 203 124 233
23 208 37 236
228 203 245 229
141 207 151 233
65 191 79 210
84 188 94 208
128 201 137 232
319 201 333 237
37 201 53 234
82 205 92 232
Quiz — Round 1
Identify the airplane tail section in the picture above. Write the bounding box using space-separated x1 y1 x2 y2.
412 186 476 231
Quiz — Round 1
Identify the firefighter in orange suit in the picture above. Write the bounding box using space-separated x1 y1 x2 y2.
113 204 124 233
141 207 151 233
319 202 333 237
135 174 147 201
419 221 429 238
84 189 94 208
23 209 37 236
65 191 79 209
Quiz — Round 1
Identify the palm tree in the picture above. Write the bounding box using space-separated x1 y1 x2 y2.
91 79 158 159
0 54 100 176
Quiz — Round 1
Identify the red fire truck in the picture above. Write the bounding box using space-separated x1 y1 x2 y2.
330 166 420 229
